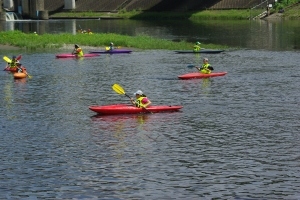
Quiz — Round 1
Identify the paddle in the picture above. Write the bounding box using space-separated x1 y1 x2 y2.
16 64 32 79
3 56 11 63
112 83 152 114
105 46 121 51
26 72 32 79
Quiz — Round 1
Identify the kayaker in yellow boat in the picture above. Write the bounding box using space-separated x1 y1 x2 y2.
193 41 201 52
195 58 214 74
73 44 84 57
130 90 152 108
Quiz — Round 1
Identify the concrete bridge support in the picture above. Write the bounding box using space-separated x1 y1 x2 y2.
22 0 48 19
0 0 6 21
3 0 13 9
65 0 75 9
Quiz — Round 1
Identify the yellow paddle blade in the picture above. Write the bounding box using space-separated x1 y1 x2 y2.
105 47 110 50
3 56 11 63
27 74 32 79
112 84 125 95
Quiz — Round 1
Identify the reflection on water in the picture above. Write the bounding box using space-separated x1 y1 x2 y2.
1 19 300 50
90 112 182 160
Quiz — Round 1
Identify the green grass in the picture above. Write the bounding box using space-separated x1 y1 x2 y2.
51 10 251 20
0 30 228 50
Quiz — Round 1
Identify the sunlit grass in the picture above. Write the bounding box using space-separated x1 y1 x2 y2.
0 30 228 50
51 10 251 20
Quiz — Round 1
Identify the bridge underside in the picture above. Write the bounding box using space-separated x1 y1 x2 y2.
0 0 268 21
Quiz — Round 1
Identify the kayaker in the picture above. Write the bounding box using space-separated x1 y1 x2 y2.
195 58 214 74
16 63 26 73
108 42 114 51
130 90 152 108
193 42 201 52
87 29 93 34
9 56 18 68
73 44 84 57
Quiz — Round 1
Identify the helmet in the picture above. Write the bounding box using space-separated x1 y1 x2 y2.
203 58 208 61
75 44 79 48
12 55 16 59
134 90 143 95
110 42 113 45
196 42 201 45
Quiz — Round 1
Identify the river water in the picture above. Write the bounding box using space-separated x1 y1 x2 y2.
0 19 299 199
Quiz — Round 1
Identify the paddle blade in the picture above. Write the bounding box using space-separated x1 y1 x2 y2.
3 56 11 63
112 84 125 95
105 47 110 51
17 55 22 60
187 64 195 69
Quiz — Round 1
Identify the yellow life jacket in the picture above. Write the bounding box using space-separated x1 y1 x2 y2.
193 45 200 52
75 47 84 56
10 59 17 68
135 96 147 108
200 63 211 74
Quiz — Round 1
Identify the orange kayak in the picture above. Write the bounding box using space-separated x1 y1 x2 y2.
13 72 27 79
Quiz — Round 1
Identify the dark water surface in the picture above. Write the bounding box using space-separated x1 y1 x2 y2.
0 19 300 199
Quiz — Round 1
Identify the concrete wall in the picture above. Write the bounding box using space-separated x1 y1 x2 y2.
43 0 266 12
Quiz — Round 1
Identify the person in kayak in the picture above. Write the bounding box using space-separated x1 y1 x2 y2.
73 44 84 57
130 90 152 108
87 29 93 34
9 55 18 68
108 42 114 51
195 58 214 74
193 42 201 52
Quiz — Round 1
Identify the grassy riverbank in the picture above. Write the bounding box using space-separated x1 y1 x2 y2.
50 10 250 20
0 31 227 50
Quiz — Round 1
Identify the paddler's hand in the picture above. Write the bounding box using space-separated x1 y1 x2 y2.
130 98 135 105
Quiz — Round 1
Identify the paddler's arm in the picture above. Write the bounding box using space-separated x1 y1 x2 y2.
195 66 202 71
130 98 136 106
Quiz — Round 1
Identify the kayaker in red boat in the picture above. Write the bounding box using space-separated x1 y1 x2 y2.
9 55 18 68
130 90 152 108
195 58 214 74
73 44 84 57
193 41 201 52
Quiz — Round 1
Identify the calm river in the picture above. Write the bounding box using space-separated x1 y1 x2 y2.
0 19 299 199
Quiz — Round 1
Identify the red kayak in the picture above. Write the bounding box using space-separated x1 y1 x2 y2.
178 72 227 79
55 53 100 58
3 67 18 72
89 104 183 115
